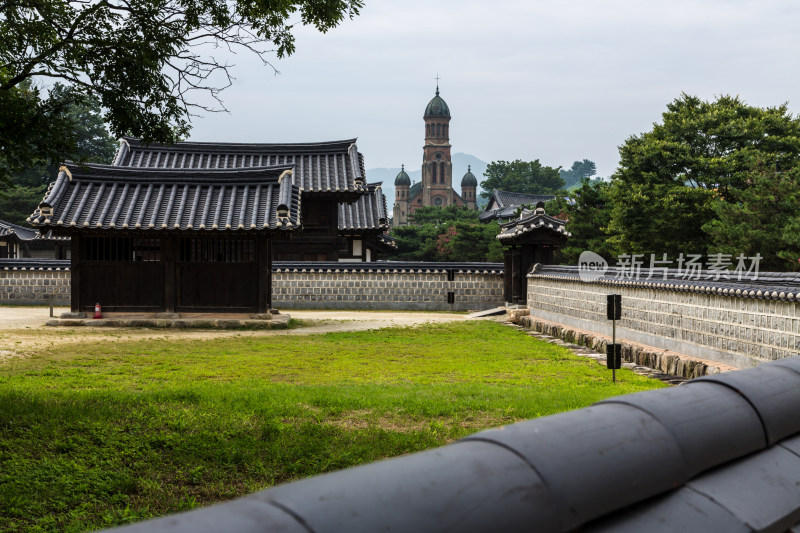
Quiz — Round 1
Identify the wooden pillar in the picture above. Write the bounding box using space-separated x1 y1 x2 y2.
163 236 175 313
257 235 271 313
519 245 536 305
70 235 81 313
511 248 522 304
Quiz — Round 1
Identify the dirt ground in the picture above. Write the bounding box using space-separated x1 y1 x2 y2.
0 306 481 361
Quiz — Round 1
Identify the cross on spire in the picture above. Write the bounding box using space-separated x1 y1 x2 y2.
434 73 441 95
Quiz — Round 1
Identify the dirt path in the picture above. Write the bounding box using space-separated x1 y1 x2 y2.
0 306 476 361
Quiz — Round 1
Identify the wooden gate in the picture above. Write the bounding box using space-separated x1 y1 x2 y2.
76 236 164 312
175 236 259 312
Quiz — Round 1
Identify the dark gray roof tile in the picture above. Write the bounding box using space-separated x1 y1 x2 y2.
28 164 300 233
694 363 800 445
584 486 750 533
463 403 688 530
685 443 800 532
115 137 367 196
598 381 766 476
497 206 570 240
338 183 388 232
0 219 38 241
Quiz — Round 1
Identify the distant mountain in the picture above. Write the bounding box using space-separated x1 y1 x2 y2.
367 153 488 210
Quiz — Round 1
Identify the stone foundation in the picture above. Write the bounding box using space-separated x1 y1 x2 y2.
508 308 727 378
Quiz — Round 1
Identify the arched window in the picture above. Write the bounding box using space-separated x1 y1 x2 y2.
426 124 430 137
440 162 446 183
432 163 437 183
436 124 440 136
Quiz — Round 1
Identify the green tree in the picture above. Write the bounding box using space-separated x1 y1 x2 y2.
479 160 565 199
9 83 118 188
1 83 117 224
559 159 597 189
1 0 363 187
704 164 800 271
0 185 47 226
388 206 501 262
609 93 800 260
546 178 615 264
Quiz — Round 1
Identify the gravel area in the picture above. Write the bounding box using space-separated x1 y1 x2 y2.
0 306 475 361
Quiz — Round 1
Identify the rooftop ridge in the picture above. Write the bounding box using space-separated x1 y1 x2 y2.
122 137 359 153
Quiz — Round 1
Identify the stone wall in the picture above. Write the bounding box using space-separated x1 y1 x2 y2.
272 262 504 311
527 265 800 369
0 263 71 305
0 260 504 311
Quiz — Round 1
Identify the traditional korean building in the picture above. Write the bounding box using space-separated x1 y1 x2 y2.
497 203 570 304
28 163 300 314
479 189 557 223
111 137 394 261
0 219 70 259
337 182 393 261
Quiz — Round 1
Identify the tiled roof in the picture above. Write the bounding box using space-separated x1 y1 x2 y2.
28 163 301 232
497 206 571 240
113 137 366 197
0 219 38 241
479 189 557 222
338 183 388 232
375 233 397 250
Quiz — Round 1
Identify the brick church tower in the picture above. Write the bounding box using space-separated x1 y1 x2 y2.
393 84 470 227
422 84 455 207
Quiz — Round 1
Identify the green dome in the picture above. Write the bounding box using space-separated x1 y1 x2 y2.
424 87 450 118
461 165 477 187
394 165 411 186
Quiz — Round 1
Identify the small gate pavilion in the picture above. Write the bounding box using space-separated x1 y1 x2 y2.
28 163 299 314
497 203 570 304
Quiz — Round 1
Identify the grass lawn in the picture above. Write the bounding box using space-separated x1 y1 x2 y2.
0 321 665 532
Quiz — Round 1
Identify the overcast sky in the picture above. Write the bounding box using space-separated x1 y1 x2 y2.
186 0 800 179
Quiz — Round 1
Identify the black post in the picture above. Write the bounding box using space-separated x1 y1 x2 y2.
606 294 622 382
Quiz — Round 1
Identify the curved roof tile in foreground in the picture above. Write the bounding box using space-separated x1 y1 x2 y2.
113 137 367 198
105 357 800 533
28 163 301 233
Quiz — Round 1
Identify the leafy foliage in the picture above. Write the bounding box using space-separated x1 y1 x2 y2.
546 178 614 264
0 0 363 186
388 206 502 262
570 93 800 270
704 164 800 271
479 159 565 199
559 159 597 189
0 185 47 225
0 83 117 223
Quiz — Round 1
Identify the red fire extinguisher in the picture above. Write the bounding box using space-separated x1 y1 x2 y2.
93 303 102 319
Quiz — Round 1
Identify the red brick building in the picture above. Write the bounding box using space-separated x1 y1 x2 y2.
393 86 478 226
